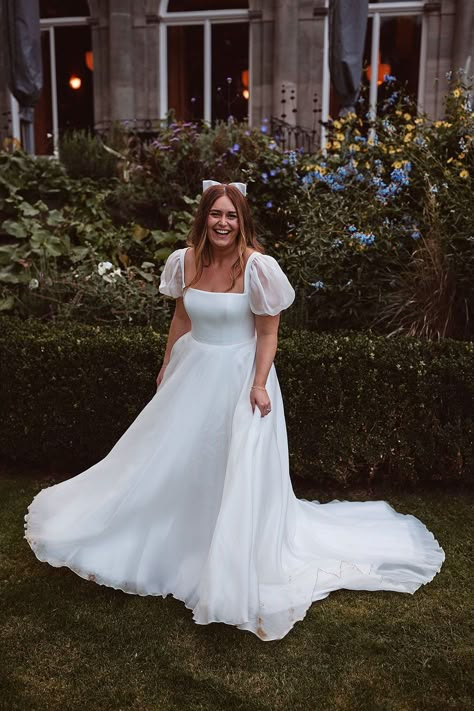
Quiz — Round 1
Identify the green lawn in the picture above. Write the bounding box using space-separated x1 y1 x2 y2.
0 476 472 711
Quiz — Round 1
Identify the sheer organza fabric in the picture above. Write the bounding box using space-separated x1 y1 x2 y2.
159 249 296 315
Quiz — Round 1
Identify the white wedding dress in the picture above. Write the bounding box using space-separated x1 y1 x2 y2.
24 248 445 641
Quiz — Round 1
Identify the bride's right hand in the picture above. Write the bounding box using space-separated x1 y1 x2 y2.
156 363 168 388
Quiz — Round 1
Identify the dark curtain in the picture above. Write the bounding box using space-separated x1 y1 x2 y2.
329 0 368 116
1 0 42 151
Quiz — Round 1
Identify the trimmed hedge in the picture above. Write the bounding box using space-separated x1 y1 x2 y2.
1 317 472 487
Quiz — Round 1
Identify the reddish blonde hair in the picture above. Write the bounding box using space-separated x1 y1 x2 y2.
186 184 264 292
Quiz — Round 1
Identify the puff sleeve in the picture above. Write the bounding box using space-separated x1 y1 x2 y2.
248 253 295 315
159 249 184 298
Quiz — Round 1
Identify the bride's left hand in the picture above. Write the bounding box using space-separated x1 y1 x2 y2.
250 387 272 417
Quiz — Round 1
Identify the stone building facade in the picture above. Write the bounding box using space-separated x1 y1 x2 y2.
0 1 473 154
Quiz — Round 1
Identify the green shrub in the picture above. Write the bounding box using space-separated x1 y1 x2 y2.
59 126 124 180
1 317 472 487
292 78 474 338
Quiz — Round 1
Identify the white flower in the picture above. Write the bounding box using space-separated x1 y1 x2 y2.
28 278 39 290
102 267 122 283
97 261 113 276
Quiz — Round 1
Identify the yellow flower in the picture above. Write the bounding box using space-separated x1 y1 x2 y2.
365 161 370 169
405 124 415 132
404 133 413 143
392 160 403 169
459 152 465 159
447 157 454 164
403 113 412 121
333 120 342 129
395 110 402 116
324 142 332 150
333 140 341 149
336 132 345 142
452 88 461 98
415 117 424 125
434 121 443 128
388 147 397 154
459 169 469 178
349 143 360 152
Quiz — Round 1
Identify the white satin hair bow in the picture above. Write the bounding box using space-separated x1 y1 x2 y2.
202 180 247 196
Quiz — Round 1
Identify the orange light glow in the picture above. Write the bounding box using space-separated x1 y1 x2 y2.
366 54 391 86
241 69 249 89
69 75 82 90
243 89 250 100
85 51 94 71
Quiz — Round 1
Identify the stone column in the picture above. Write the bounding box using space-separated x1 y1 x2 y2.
272 0 298 124
109 0 134 122
249 0 275 127
452 0 473 75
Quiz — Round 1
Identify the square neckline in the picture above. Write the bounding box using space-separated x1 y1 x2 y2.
182 247 257 295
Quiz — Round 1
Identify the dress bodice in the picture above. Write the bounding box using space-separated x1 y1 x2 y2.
159 247 296 346
183 289 256 346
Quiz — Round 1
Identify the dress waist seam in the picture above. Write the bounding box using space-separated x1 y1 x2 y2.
190 333 256 348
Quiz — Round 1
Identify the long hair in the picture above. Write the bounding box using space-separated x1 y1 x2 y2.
185 184 264 292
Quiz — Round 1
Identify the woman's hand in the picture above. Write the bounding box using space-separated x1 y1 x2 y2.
156 362 169 389
250 386 272 417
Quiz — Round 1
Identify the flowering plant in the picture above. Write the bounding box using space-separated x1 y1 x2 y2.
289 75 474 339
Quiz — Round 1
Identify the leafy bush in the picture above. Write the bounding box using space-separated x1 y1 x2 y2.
106 119 302 242
0 152 195 321
59 127 123 180
1 317 472 487
292 77 474 338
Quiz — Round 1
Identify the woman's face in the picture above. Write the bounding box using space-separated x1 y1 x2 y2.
206 195 240 251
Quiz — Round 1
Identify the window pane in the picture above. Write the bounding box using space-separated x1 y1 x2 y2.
34 31 53 155
40 0 89 17
362 15 422 110
168 1 248 10
168 25 204 120
212 23 248 122
55 26 94 132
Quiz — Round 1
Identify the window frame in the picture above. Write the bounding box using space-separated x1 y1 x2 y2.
321 0 426 147
159 0 249 123
10 15 90 157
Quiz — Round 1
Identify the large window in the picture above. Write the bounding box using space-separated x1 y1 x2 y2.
34 20 93 155
324 1 425 144
160 1 249 123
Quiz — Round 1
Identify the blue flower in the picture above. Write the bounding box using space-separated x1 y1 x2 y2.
411 230 421 240
333 238 343 248
390 168 410 186
260 125 268 133
261 172 268 182
354 232 375 246
288 150 297 166
265 201 273 208
347 225 358 233
383 74 396 84
231 143 240 153
270 169 276 177
311 280 325 290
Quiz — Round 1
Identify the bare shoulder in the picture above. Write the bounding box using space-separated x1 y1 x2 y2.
244 247 258 263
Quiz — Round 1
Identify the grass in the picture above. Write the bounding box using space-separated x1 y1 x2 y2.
0 475 472 711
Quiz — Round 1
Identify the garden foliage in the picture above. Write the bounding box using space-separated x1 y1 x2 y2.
1 317 472 486
0 77 472 338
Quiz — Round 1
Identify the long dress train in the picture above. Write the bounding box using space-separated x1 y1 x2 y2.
24 248 445 641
